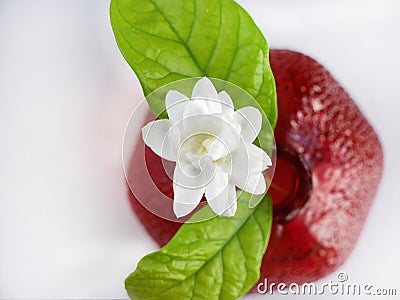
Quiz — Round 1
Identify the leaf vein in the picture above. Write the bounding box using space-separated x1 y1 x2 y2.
115 3 181 45
235 230 249 290
145 205 261 298
185 0 197 45
149 0 203 74
225 7 241 80
205 0 222 73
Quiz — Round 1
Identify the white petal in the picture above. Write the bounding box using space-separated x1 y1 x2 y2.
234 107 262 143
231 142 271 179
192 77 219 101
166 90 189 124
230 141 270 195
174 157 215 190
173 183 205 205
232 173 266 195
173 184 205 218
192 77 222 113
183 99 209 118
218 153 233 174
165 122 182 155
207 99 223 114
216 118 241 154
221 184 237 217
247 143 272 172
141 119 176 161
207 139 228 161
205 170 229 201
180 114 222 142
218 91 234 117
206 181 233 216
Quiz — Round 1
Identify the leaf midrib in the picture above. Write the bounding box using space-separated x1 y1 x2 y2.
130 199 268 300
149 0 204 75
115 0 273 118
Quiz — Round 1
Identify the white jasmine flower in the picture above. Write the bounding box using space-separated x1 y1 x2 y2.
142 78 272 218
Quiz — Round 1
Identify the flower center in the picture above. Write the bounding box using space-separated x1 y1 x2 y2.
179 134 215 165
179 132 232 171
200 136 216 154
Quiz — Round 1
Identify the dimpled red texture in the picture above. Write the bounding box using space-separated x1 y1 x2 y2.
127 50 383 290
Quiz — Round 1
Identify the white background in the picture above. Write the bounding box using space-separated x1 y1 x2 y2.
1 0 399 299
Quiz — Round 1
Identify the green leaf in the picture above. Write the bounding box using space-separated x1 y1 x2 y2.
110 0 277 128
125 193 272 300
